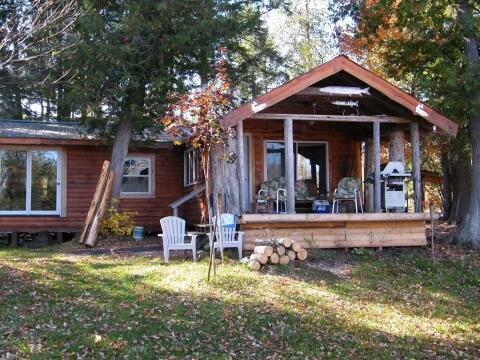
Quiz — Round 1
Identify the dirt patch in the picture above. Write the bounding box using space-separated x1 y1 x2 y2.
304 260 353 279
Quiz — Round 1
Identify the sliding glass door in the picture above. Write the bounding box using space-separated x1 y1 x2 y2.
265 141 328 193
0 149 61 215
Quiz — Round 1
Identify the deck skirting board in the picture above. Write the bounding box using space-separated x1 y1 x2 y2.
239 214 427 249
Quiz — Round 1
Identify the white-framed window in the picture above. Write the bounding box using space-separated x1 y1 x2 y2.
0 148 62 215
184 148 201 187
121 155 154 197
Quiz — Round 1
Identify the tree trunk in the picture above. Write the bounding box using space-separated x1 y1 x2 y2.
364 139 374 213
389 129 405 163
110 117 133 203
455 0 480 248
223 137 240 215
211 139 240 215
109 80 145 205
440 144 452 219
449 146 471 224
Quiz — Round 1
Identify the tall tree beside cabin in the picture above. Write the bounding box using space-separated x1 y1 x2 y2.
332 0 480 248
160 61 235 213
57 0 282 202
159 62 235 279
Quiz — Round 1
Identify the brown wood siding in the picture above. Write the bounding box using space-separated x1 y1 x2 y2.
243 119 362 195
179 185 206 226
0 145 183 232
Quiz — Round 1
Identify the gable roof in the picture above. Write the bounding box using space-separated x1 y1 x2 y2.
0 119 90 140
221 55 458 136
0 119 173 143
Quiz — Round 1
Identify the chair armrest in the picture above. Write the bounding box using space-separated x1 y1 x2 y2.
188 234 198 242
157 234 164 238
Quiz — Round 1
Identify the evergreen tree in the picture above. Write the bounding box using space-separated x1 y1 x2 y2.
269 0 338 78
62 0 283 200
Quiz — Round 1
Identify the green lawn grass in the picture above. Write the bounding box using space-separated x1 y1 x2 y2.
0 246 479 359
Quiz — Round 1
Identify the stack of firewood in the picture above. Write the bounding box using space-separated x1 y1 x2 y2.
243 238 308 271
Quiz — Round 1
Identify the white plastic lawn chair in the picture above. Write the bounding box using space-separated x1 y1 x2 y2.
159 216 197 263
209 213 244 259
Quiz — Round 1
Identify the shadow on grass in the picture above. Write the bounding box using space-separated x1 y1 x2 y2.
1 250 479 359
259 248 479 325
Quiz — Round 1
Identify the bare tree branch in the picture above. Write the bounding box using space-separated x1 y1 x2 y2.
0 0 83 67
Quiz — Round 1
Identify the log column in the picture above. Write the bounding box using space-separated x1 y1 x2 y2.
284 118 295 213
237 121 246 213
389 129 405 212
364 139 374 213
389 129 405 163
411 121 422 212
373 121 381 212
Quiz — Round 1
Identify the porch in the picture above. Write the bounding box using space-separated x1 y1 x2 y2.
219 56 458 248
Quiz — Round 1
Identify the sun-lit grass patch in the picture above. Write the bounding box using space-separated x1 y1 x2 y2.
0 246 479 359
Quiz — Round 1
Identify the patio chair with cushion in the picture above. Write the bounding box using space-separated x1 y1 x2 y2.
209 213 244 259
332 177 363 214
256 178 286 214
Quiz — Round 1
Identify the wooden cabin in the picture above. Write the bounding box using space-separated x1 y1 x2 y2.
0 120 204 237
218 55 458 249
0 56 458 249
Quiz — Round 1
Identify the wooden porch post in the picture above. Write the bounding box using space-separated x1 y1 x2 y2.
411 121 422 212
284 118 295 213
389 129 405 163
364 139 374 213
237 121 245 214
373 121 382 212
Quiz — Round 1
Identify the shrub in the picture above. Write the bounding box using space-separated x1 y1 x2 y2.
100 206 137 237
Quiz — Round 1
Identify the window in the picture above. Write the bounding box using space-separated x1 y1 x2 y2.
265 142 286 181
264 141 329 192
0 148 61 215
121 155 154 197
184 148 200 186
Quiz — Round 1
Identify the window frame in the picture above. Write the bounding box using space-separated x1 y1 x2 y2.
263 140 330 192
0 146 62 216
120 154 155 198
183 148 201 187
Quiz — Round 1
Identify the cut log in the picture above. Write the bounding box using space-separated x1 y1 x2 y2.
249 260 261 271
291 241 302 252
79 161 110 244
286 250 296 261
268 252 279 264
296 249 308 261
254 239 275 246
254 245 274 257
84 171 115 247
250 253 268 265
279 255 290 265
277 238 292 248
276 245 286 256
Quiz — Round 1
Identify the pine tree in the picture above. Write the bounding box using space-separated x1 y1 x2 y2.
62 0 283 201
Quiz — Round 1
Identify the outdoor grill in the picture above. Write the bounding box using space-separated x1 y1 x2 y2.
380 161 411 212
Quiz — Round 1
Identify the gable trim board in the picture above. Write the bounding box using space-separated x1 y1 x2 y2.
221 56 458 137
